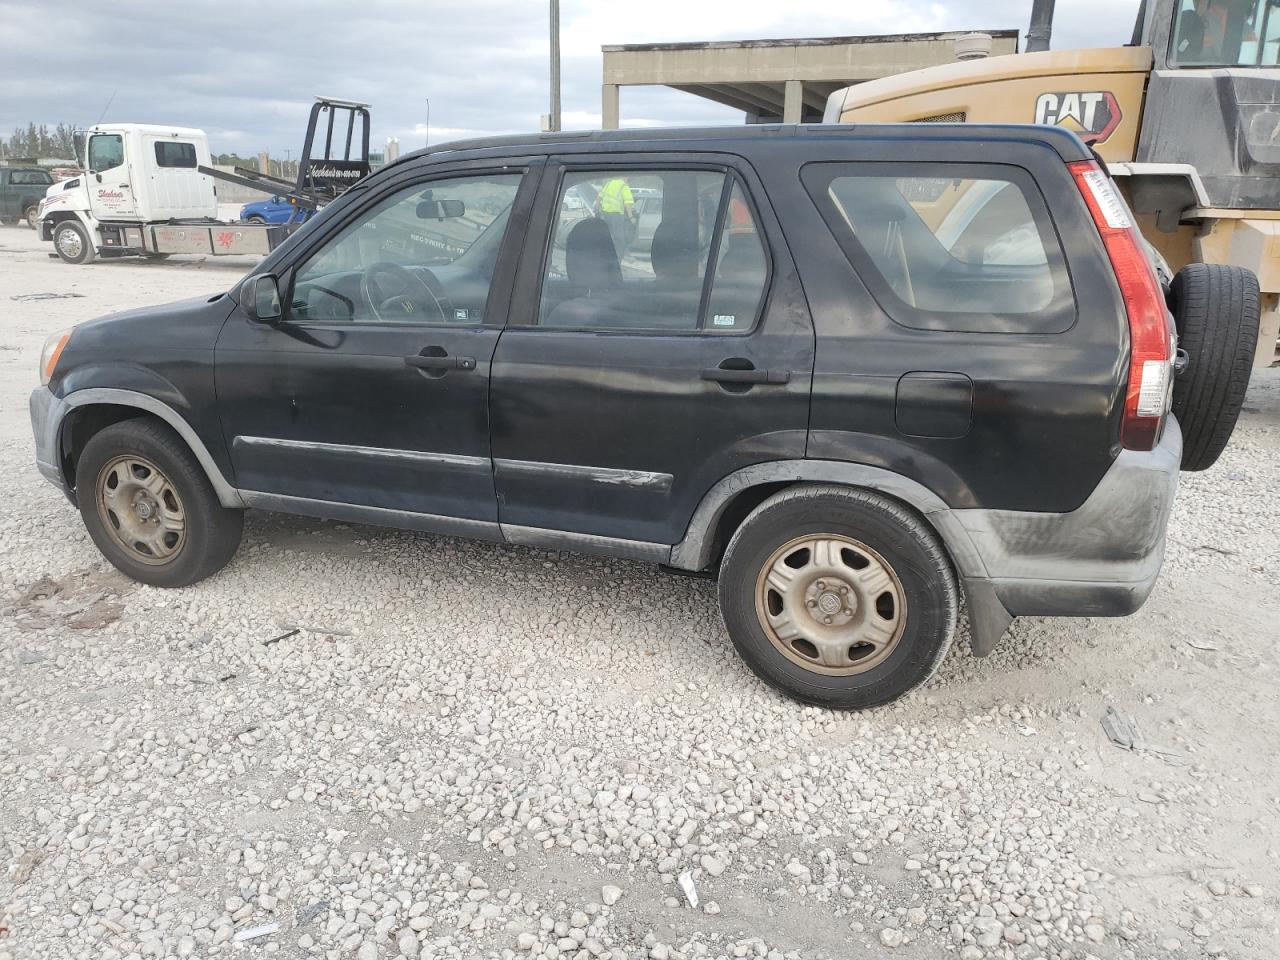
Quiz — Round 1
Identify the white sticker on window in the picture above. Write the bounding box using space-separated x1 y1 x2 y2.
712 314 737 327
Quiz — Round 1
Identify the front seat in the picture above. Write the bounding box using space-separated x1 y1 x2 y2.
565 217 622 292
544 218 624 327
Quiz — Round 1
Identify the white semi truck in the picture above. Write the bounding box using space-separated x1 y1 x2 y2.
36 124 279 264
37 99 372 265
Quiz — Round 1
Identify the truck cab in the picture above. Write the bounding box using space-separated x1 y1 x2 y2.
0 165 54 228
38 124 225 263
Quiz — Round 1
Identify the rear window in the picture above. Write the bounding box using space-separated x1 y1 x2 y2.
802 162 1075 334
154 141 198 168
10 170 53 185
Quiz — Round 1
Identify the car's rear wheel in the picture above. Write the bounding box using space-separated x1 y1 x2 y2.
76 418 243 587
25 205 39 229
718 485 957 710
53 220 95 264
1169 263 1260 471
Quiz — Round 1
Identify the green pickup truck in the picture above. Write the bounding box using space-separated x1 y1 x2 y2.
1 166 55 228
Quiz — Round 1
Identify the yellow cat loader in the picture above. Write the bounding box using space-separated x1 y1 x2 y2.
826 0 1278 469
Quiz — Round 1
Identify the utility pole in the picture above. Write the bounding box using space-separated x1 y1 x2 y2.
549 0 561 132
424 99 430 147
1025 0 1055 52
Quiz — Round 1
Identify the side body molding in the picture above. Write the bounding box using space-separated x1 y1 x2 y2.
58 388 245 508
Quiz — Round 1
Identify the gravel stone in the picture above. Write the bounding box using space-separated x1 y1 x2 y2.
0 234 1278 959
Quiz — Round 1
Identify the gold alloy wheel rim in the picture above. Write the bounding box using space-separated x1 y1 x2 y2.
95 455 186 565
754 534 907 676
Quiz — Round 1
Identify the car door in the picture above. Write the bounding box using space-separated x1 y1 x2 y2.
86 133 138 220
214 161 539 533
489 154 815 556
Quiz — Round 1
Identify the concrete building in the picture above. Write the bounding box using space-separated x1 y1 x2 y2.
600 30 1019 128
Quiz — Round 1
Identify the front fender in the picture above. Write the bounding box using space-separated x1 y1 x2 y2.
52 380 242 508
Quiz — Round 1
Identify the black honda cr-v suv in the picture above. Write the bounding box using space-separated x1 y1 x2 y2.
31 125 1259 708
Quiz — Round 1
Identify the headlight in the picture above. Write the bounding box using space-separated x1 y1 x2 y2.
40 328 73 385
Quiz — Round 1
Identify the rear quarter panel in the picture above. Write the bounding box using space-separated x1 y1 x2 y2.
754 133 1128 513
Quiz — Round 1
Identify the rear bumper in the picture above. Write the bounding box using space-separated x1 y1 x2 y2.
957 418 1182 632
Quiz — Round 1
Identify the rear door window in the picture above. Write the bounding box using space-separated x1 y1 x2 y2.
11 170 53 185
538 168 768 333
154 141 198 168
802 162 1075 334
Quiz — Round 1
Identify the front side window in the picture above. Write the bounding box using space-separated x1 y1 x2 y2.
803 162 1073 334
88 134 124 173
290 173 522 325
539 169 768 333
154 141 198 168
1170 0 1280 66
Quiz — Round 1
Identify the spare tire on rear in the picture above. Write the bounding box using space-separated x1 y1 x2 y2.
1168 263 1259 471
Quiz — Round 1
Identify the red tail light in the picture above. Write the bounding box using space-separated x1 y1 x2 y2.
1069 160 1175 452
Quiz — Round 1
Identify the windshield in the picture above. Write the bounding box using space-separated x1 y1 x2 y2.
1169 0 1280 66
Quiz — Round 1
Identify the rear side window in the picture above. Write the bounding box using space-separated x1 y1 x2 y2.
802 162 1075 334
154 141 198 168
11 170 52 185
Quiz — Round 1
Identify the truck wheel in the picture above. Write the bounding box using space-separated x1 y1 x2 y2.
24 206 39 229
1169 264 1260 471
75 418 243 588
718 485 957 710
53 220 96 265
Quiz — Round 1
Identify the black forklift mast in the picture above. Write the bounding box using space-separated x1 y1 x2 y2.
197 96 372 215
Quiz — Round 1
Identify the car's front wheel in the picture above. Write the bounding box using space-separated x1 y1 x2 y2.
718 485 958 710
76 418 243 587
246 215 267 224
53 220 95 264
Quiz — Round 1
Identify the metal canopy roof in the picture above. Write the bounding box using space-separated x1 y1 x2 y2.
600 30 1020 125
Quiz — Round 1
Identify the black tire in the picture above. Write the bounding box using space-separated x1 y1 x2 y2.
246 215 267 224
1169 263 1260 471
75 418 243 587
24 205 39 229
718 485 958 710
53 219 95 264
141 251 171 260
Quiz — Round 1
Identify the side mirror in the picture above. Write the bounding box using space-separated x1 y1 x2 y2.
417 198 465 220
243 274 282 323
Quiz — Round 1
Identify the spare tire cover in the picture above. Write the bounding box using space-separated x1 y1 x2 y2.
1168 263 1260 471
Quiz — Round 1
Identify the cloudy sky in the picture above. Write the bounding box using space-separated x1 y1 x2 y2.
1 0 1142 157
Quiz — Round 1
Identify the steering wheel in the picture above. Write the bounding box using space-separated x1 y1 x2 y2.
360 261 449 323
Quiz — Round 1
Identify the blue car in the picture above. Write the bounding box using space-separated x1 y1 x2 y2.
239 195 312 224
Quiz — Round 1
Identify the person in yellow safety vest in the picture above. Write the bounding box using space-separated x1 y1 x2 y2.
595 176 637 257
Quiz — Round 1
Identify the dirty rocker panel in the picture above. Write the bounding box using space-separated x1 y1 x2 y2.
238 490 503 542
499 523 671 563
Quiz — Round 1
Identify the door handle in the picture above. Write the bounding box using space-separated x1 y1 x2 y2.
701 363 789 385
404 353 476 371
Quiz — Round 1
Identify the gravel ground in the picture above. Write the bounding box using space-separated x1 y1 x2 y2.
1 225 1278 960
